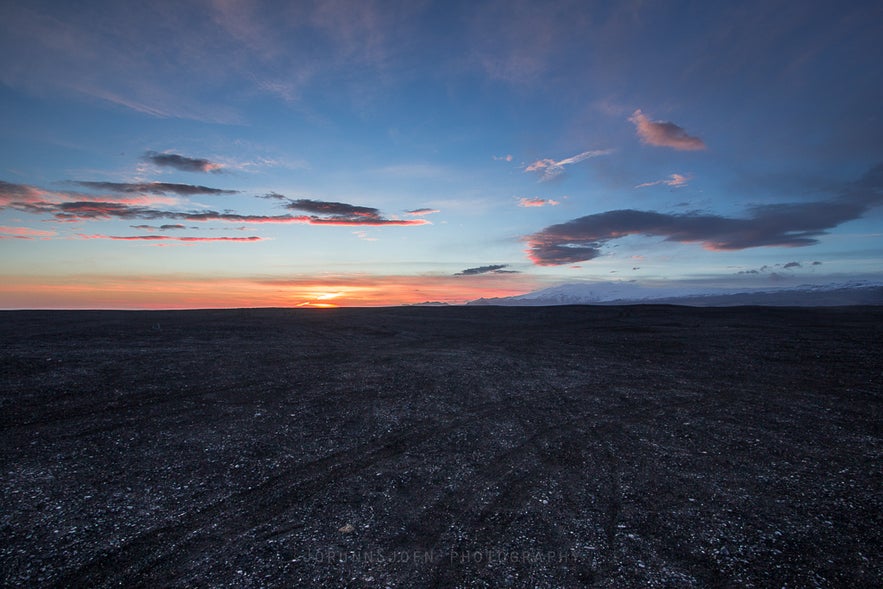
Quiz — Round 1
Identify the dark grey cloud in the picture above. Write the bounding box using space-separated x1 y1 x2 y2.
783 261 801 269
144 151 222 173
526 162 883 266
286 198 380 217
79 234 261 243
73 181 238 196
276 196 428 226
131 224 188 231
3 185 428 226
454 264 517 276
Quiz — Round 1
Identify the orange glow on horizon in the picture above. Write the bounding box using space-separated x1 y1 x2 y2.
0 273 540 309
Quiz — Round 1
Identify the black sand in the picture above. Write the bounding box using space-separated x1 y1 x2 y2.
1 306 881 587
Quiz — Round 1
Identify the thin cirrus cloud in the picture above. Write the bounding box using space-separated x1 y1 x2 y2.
405 208 440 216
525 149 613 181
629 110 706 151
525 162 883 266
635 174 690 189
454 264 519 276
144 151 224 173
517 197 559 208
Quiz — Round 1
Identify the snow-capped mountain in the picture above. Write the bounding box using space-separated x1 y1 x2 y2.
467 281 883 307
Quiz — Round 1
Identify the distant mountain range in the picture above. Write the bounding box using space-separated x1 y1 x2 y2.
467 281 883 307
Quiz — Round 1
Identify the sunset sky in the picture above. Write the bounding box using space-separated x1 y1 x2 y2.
2 0 881 308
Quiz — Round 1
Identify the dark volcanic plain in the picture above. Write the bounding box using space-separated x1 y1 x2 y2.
1 306 881 588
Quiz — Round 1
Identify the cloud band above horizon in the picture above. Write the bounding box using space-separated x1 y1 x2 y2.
526 162 883 265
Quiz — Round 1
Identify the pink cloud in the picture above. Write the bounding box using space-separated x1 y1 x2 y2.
1 181 52 206
405 208 440 216
0 225 57 239
635 173 690 189
525 149 613 181
629 110 706 151
493 154 514 162
517 197 559 208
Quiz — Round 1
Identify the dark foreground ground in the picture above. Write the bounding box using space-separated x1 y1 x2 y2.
1 306 881 588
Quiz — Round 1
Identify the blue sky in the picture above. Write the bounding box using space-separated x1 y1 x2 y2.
1 0 881 307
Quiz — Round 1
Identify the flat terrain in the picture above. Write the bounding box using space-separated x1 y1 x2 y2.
1 306 881 588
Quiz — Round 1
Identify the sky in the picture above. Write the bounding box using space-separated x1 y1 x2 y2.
1 0 881 308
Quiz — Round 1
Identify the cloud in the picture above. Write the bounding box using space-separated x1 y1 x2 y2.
283 197 429 226
455 264 518 276
405 208 440 216
352 230 377 241
517 197 559 208
20 201 310 224
1 180 50 206
493 154 513 162
0 225 56 239
629 110 706 151
738 261 808 275
525 149 613 181
130 224 188 231
73 181 238 196
635 174 690 189
286 198 380 217
3 183 429 227
525 162 883 265
77 234 262 243
144 151 224 173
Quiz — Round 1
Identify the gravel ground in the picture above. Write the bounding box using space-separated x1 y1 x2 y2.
1 306 881 588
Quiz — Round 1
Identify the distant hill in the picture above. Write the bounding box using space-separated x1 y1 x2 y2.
467 281 883 307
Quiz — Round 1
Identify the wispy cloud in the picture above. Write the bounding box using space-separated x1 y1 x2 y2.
635 174 690 189
130 224 189 231
525 149 613 181
454 264 518 276
283 197 429 226
0 225 57 239
629 110 706 151
1 180 49 206
517 197 559 208
405 208 440 216
2 181 430 227
3 180 178 207
525 162 883 265
72 181 238 196
144 151 224 173
352 230 377 241
493 154 513 162
286 199 380 217
77 234 262 243
737 261 811 275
